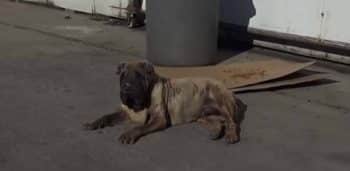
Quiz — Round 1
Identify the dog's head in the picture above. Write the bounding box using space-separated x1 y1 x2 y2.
117 61 159 112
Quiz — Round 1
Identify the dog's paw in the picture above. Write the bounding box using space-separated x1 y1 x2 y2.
209 129 225 140
118 130 140 144
83 123 97 130
225 130 239 144
83 117 110 131
83 121 105 131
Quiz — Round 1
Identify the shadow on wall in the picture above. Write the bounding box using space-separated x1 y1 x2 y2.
218 0 256 60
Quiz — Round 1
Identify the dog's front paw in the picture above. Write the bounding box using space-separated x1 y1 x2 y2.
119 130 140 144
83 117 110 131
83 122 97 130
83 120 106 130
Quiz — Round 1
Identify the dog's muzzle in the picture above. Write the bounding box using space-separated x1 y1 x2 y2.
121 91 145 111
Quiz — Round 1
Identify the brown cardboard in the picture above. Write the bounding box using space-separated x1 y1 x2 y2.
232 74 327 93
155 59 316 89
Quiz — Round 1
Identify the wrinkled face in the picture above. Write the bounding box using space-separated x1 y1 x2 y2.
117 61 157 112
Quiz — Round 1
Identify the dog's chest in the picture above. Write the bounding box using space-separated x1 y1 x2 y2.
120 104 147 124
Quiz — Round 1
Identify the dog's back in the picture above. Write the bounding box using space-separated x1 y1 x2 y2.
161 77 239 125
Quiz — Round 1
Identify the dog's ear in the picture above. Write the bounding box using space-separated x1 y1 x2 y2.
116 62 128 75
141 61 155 74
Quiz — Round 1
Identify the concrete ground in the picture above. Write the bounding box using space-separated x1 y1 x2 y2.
1 1 350 171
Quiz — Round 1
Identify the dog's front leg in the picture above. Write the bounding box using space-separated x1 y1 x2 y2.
119 107 168 144
84 109 127 130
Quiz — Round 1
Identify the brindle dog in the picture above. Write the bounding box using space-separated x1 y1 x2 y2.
84 61 247 144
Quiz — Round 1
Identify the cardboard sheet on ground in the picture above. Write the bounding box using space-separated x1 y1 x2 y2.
232 73 327 93
155 59 317 90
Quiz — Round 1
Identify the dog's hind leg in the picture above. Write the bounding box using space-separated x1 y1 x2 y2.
197 115 225 140
83 110 128 130
201 104 239 144
223 113 239 144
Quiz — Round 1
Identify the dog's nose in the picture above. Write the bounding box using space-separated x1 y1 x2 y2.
122 82 132 90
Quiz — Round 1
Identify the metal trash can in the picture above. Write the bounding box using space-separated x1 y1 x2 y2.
146 0 219 66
